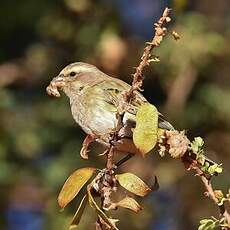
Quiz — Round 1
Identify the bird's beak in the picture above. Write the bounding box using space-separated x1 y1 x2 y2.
46 74 66 97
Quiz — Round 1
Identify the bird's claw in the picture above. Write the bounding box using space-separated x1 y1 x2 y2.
80 147 90 159
80 135 95 159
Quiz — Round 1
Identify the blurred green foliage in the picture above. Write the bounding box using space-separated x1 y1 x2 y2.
0 0 230 229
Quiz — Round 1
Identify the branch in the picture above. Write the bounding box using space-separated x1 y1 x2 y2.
158 130 230 228
124 7 172 102
94 8 174 229
194 167 230 227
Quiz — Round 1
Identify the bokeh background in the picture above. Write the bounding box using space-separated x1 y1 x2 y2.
0 0 230 229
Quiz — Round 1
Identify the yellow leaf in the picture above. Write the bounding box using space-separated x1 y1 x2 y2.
116 196 142 213
115 173 151 197
58 167 96 209
87 186 119 230
133 103 158 155
69 194 88 229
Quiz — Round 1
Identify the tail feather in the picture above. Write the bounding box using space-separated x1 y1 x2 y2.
158 116 175 131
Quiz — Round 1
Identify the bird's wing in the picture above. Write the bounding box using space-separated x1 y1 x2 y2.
89 79 174 131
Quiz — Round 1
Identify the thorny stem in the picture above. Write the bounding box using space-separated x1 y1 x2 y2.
125 7 172 102
96 8 173 229
194 167 230 227
161 131 230 228
107 7 172 171
113 7 173 169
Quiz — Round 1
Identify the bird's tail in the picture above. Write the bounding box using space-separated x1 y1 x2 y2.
158 115 175 131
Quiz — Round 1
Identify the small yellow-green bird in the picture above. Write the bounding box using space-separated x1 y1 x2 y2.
46 62 174 158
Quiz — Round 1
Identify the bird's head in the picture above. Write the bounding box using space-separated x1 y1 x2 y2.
46 62 104 97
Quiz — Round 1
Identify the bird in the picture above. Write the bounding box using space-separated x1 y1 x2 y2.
46 62 174 159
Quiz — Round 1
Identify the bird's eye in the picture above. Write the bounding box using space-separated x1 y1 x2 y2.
70 71 76 77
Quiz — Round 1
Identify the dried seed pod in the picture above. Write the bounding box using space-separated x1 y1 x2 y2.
165 130 190 158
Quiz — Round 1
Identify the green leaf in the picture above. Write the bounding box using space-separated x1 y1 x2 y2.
115 196 142 213
208 164 223 176
58 167 96 208
195 137 204 147
214 165 223 174
196 153 206 166
115 173 151 197
201 162 210 173
133 104 158 155
198 218 220 230
69 194 88 229
191 137 204 153
199 219 214 225
87 186 118 230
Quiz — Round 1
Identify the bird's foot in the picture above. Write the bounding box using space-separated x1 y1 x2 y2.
98 149 108 156
80 135 95 159
80 147 90 159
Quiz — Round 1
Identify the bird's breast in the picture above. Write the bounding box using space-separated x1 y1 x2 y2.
70 94 118 138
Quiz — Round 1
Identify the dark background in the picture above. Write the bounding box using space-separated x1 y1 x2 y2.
0 0 230 229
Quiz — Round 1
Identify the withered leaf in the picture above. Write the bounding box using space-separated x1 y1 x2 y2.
87 186 119 230
115 173 151 197
58 167 96 209
133 103 158 156
116 197 142 213
69 194 88 229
